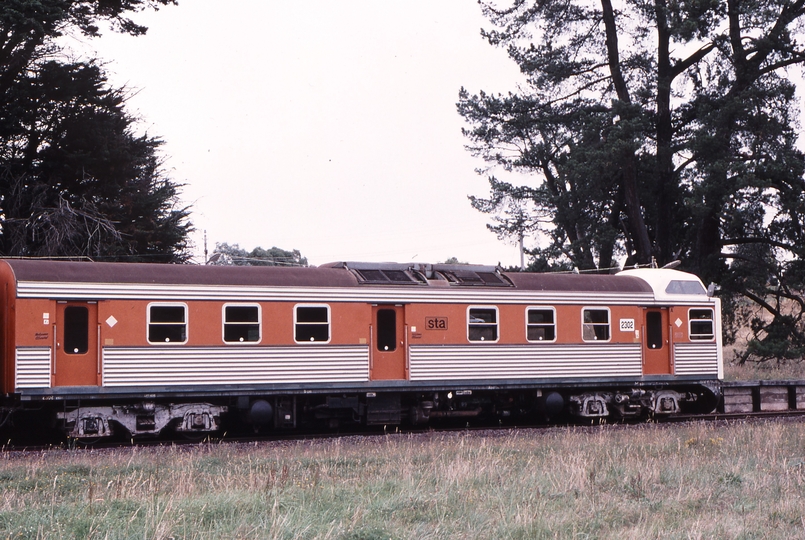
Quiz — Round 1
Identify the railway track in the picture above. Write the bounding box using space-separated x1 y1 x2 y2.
2 378 804 452
4 390 805 454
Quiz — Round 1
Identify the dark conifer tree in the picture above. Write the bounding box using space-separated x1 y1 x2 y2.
0 0 190 262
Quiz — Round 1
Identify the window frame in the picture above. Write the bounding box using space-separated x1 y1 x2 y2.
147 302 188 345
467 305 499 343
293 304 331 344
222 303 262 344
525 306 557 343
581 307 611 343
688 308 715 341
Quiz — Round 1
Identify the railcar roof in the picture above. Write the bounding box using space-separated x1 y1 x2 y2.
1 259 359 288
504 271 653 293
1 259 655 294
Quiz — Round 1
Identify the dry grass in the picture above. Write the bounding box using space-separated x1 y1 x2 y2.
724 360 805 381
722 337 805 380
2 420 805 539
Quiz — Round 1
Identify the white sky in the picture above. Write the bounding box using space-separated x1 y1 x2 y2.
66 1 527 267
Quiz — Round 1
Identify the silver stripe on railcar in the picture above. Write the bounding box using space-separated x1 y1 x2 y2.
409 344 643 381
673 342 720 375
102 345 370 387
15 282 664 305
15 347 51 389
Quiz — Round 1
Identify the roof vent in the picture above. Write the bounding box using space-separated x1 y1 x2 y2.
433 264 512 287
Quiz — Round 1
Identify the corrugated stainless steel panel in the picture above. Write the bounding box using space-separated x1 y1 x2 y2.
673 342 719 375
102 345 369 387
15 347 51 389
409 344 642 381
16 281 660 305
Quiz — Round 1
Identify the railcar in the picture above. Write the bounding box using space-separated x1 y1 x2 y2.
0 259 722 439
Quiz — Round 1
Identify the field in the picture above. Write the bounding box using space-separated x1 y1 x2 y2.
2 419 805 539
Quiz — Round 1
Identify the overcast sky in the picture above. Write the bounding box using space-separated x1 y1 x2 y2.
65 1 527 266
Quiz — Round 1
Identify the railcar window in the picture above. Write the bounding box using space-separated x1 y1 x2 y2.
295 305 330 343
689 308 714 340
468 307 498 342
223 305 261 343
526 308 556 342
582 308 610 341
148 304 187 344
64 306 89 354
666 280 706 295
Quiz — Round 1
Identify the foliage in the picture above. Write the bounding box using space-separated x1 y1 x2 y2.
0 0 190 262
460 0 805 363
209 243 308 267
0 0 176 88
442 257 469 264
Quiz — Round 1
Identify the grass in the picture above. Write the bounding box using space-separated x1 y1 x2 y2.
2 420 805 539
724 360 805 381
722 341 805 381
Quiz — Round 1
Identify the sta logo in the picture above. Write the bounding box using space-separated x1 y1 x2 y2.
425 317 448 330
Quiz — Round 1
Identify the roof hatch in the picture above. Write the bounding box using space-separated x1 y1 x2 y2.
325 262 513 287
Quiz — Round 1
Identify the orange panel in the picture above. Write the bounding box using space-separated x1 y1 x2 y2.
97 301 147 347
330 303 372 345
405 303 466 345
608 306 644 344
14 299 55 347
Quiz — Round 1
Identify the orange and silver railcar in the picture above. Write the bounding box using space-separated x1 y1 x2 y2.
0 259 722 439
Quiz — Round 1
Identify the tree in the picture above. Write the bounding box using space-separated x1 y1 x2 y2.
0 60 191 261
0 0 176 96
209 243 309 267
0 0 190 262
459 0 805 361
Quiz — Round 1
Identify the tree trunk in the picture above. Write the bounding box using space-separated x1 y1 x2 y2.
654 0 675 265
601 0 652 264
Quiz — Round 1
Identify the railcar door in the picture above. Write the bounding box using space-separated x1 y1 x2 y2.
370 305 407 380
54 302 99 386
642 308 672 375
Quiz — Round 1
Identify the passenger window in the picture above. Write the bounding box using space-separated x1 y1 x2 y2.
148 304 187 344
64 306 89 354
295 305 330 343
223 304 261 343
582 308 610 342
526 308 556 342
468 307 498 342
689 308 714 340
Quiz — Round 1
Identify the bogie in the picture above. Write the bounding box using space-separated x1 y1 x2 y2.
58 402 227 440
